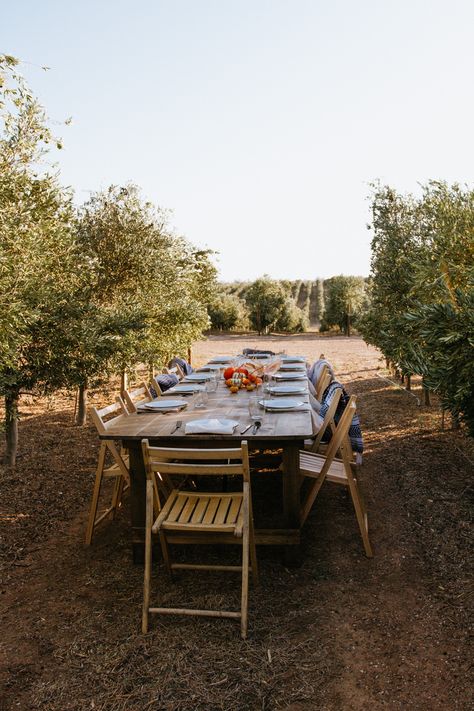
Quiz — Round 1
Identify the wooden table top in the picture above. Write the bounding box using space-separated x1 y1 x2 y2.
100 378 315 442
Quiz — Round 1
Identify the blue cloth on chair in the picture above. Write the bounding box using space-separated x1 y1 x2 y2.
150 373 179 397
319 381 364 454
169 357 193 375
242 348 275 356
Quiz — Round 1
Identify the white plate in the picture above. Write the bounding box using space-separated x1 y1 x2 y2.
258 398 305 410
163 384 204 395
184 373 214 382
281 355 305 363
278 364 306 371
269 385 307 395
209 356 233 363
245 353 271 359
196 364 221 371
143 399 187 410
272 372 307 380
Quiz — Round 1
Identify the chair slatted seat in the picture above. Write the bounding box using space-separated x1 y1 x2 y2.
299 396 373 557
141 441 258 638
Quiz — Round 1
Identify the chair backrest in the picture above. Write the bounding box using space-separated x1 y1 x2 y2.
141 441 250 508
316 366 332 401
90 396 128 435
313 396 357 479
163 363 185 379
309 388 342 452
123 382 153 413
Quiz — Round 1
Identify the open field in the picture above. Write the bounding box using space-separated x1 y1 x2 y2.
1 335 472 710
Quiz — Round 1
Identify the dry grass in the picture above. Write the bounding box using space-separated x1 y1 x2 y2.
0 334 472 711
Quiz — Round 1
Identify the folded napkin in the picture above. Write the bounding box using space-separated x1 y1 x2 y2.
184 418 238 435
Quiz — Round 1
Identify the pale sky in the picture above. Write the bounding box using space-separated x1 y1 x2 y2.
3 0 474 281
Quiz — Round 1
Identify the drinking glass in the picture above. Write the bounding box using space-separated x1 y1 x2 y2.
194 389 208 409
248 395 261 422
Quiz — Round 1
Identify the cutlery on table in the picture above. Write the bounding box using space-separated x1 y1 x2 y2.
170 420 182 434
240 423 253 435
251 421 262 435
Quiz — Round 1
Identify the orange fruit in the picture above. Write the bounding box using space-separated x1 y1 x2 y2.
230 385 239 393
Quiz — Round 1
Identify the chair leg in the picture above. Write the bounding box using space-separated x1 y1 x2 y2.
111 474 124 519
159 531 173 577
240 502 250 639
142 480 154 633
348 480 373 558
249 500 259 587
85 443 107 545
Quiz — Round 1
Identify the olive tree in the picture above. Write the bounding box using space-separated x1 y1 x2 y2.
0 55 76 466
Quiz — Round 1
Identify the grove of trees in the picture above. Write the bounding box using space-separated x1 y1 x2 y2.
359 182 474 435
212 276 368 335
0 55 216 466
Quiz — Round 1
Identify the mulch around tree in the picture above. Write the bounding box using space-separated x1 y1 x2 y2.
0 335 472 711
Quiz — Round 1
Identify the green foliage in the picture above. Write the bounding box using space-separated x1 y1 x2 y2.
244 277 288 334
404 281 474 434
0 54 75 398
68 184 217 383
321 276 368 335
242 277 308 334
360 181 474 434
208 293 249 331
0 56 217 462
275 298 308 333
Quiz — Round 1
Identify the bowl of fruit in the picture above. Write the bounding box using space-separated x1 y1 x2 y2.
223 367 262 393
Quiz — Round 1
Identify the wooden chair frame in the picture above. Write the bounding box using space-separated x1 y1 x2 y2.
315 365 332 402
123 382 153 413
306 388 342 453
85 396 130 545
141 440 258 639
163 363 185 379
299 396 373 557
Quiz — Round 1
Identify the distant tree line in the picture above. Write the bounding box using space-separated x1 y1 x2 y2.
359 182 474 436
208 276 369 336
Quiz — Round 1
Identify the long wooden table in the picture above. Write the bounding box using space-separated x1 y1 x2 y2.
100 375 315 564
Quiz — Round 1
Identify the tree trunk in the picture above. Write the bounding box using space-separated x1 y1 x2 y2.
422 380 431 406
120 370 128 396
148 362 155 382
187 347 192 366
76 380 88 426
406 375 411 391
5 390 19 468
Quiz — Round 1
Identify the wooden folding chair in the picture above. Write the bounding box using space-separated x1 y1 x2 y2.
315 364 332 402
299 396 373 557
163 363 185 379
305 388 342 453
141 440 258 639
85 397 130 545
123 382 153 413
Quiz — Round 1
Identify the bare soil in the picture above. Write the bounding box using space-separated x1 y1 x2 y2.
0 334 472 711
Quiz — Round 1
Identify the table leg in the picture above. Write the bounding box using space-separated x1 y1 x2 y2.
282 442 303 567
128 442 146 564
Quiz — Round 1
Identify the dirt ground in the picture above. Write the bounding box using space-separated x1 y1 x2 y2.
0 334 472 711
